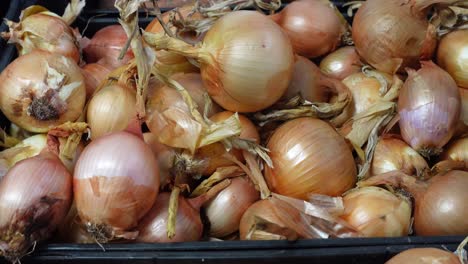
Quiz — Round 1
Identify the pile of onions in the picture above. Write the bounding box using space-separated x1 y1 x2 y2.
144 10 295 112
352 0 439 74
398 61 461 157
0 149 72 261
371 135 429 177
204 176 260 238
437 29 468 89
87 83 136 139
386 248 462 264
320 46 362 80
74 127 160 241
83 25 134 68
270 0 348 58
361 170 468 236
265 118 356 199
0 50 86 132
81 63 112 99
340 187 412 237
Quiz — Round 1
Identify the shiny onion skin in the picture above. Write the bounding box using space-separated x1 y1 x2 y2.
74 131 160 241
352 0 437 74
441 137 468 165
81 62 112 99
271 0 347 58
0 50 86 133
239 199 283 240
341 187 411 237
320 46 362 80
0 152 72 261
265 118 356 199
83 25 134 68
386 248 461 264
398 61 461 157
437 29 468 89
205 177 260 238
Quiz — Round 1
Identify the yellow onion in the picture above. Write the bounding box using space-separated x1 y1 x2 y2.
143 132 176 188
398 61 461 157
441 137 467 168
437 29 468 88
456 88 468 135
265 118 356 199
386 248 461 264
341 187 412 237
320 46 362 80
371 135 429 177
87 84 136 140
81 62 112 99
0 50 86 132
144 10 294 112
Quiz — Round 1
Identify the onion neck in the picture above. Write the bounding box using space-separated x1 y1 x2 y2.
143 32 204 62
188 179 231 210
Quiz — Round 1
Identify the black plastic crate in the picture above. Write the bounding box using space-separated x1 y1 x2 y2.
0 1 466 263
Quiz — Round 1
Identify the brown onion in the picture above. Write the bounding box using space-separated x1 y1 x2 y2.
0 50 86 132
437 29 468 89
320 46 362 80
341 187 412 237
457 88 468 135
265 118 356 199
270 0 348 58
441 137 467 167
386 248 461 264
398 61 461 157
143 132 176 188
81 62 112 99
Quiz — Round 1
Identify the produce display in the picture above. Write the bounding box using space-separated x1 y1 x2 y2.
0 0 467 263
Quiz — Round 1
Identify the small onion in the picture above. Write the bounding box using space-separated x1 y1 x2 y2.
265 118 356 199
441 137 467 167
386 248 461 264
320 46 362 80
81 62 112 99
341 187 412 237
437 29 468 89
87 84 136 139
398 61 461 157
0 50 86 132
205 176 260 238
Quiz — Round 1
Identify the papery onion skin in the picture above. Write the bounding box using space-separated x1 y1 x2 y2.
398 61 461 156
239 199 285 240
265 118 356 199
87 84 136 140
81 62 112 99
320 46 362 80
0 50 86 133
341 187 411 237
352 0 437 74
200 11 294 112
74 131 160 237
271 0 347 58
437 29 468 89
205 177 260 238
0 152 72 260
386 248 461 264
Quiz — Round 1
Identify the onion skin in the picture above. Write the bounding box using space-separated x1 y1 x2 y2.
456 88 468 135
81 63 112 99
386 248 461 264
271 0 347 58
437 29 468 89
265 118 356 199
0 50 86 133
143 132 175 188
320 46 362 80
239 199 285 240
341 187 411 237
205 177 260 238
0 152 72 260
398 61 461 157
441 137 467 165
352 0 437 74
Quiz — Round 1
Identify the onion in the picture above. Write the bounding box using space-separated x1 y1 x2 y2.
81 62 112 99
360 170 468 236
352 0 440 73
0 150 72 261
398 61 461 157
456 88 468 135
441 137 467 168
371 135 429 177
320 46 362 80
87 84 136 140
437 29 468 88
341 187 412 237
83 25 134 68
144 10 294 112
143 132 175 188
270 0 348 58
265 118 356 199
74 129 160 242
386 248 461 264
204 176 260 238
0 50 86 133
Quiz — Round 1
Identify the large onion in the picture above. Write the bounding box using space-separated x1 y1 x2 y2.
398 61 461 157
0 50 86 132
386 248 461 264
265 118 356 199
320 46 362 80
437 29 468 89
